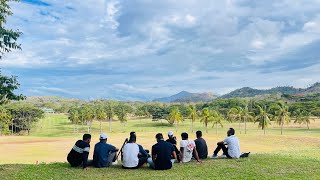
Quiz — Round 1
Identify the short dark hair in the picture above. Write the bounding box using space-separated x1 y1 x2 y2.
130 131 136 136
155 133 163 140
181 132 188 140
83 134 91 141
196 131 202 138
228 128 235 135
128 134 136 143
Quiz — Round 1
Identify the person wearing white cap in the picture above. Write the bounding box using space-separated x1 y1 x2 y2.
166 131 180 162
93 133 119 168
166 131 177 145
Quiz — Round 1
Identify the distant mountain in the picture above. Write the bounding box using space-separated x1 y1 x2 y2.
303 82 320 94
153 91 218 102
221 82 320 99
153 91 193 102
175 92 219 103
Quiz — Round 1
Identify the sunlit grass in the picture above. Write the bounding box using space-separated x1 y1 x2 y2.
0 114 320 179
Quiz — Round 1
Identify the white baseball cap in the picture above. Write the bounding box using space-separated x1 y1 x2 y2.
168 131 174 136
100 133 108 140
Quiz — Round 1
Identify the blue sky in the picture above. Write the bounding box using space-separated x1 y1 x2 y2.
1 0 320 100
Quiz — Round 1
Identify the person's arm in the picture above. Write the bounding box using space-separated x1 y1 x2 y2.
173 137 177 145
138 144 148 157
82 146 90 169
193 148 201 163
151 145 157 162
180 147 184 163
172 151 177 160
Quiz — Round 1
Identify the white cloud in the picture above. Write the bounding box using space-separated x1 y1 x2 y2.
2 0 320 100
303 20 320 33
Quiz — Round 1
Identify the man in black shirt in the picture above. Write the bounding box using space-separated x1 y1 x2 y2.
148 133 177 170
67 134 92 169
166 131 180 161
194 131 208 159
166 131 177 145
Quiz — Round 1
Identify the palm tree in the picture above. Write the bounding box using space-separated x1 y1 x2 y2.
240 105 255 134
254 104 272 134
200 108 212 133
293 109 314 130
79 105 95 133
227 107 242 134
95 106 106 133
271 102 291 135
211 110 224 134
187 105 198 132
68 108 80 133
168 107 183 132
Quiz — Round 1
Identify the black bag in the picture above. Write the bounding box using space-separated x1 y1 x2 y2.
240 152 250 158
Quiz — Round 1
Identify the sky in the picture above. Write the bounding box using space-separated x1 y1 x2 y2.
1 0 320 101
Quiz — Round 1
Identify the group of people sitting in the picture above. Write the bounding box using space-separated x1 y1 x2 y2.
67 128 241 170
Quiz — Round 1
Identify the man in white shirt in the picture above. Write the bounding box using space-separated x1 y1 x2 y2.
179 132 201 163
211 128 241 159
122 135 147 169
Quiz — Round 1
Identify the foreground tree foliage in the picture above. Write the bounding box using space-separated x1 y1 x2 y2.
0 73 25 105
0 0 24 107
0 0 22 58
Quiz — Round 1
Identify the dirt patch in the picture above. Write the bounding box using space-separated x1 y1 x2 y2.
0 139 60 145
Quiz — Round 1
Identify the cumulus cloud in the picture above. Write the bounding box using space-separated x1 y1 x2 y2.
1 0 320 100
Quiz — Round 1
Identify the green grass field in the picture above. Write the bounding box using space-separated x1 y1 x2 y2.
0 114 320 179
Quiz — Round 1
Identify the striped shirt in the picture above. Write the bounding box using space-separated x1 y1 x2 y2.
67 140 90 168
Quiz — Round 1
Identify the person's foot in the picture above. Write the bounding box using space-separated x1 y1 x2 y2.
112 160 118 165
211 154 218 158
220 155 227 158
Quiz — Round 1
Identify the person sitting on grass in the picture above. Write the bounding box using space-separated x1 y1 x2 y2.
211 128 240 159
130 131 150 157
148 133 177 170
166 131 180 162
122 134 148 169
67 134 92 170
194 130 208 159
180 132 201 163
93 133 119 168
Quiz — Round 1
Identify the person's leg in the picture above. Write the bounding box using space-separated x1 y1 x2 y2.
213 142 223 156
137 156 148 168
106 152 117 167
87 160 93 166
171 159 176 164
147 157 155 169
220 145 231 158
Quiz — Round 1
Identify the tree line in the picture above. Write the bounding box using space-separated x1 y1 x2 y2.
66 98 320 135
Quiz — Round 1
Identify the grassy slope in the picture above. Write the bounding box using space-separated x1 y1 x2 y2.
1 114 320 179
1 154 319 180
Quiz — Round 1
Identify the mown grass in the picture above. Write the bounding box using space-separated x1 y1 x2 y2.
1 114 320 179
0 154 319 180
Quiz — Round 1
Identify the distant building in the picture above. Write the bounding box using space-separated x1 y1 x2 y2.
41 108 55 114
